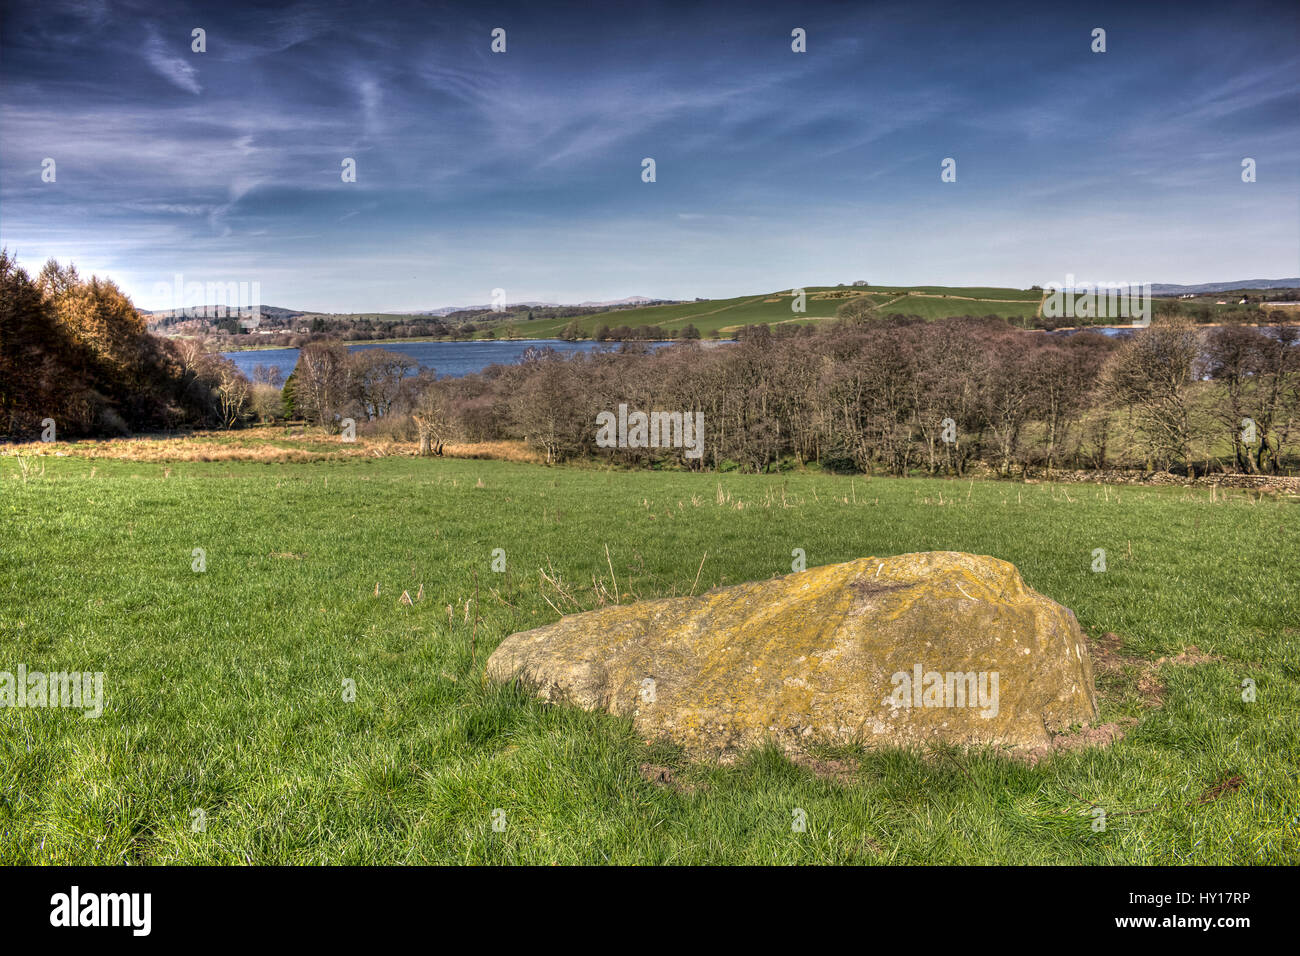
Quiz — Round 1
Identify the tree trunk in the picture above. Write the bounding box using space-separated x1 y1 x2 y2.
416 420 432 457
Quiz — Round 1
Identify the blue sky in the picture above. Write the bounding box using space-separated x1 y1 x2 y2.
2 0 1297 312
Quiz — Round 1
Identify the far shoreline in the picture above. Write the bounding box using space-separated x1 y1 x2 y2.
212 321 1300 352
216 336 739 352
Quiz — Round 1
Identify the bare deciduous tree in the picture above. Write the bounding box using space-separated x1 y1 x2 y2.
1100 317 1200 472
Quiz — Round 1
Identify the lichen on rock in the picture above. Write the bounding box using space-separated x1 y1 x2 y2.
486 551 1098 759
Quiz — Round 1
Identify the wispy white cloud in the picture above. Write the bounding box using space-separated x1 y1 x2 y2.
2 1 1296 310
144 26 201 95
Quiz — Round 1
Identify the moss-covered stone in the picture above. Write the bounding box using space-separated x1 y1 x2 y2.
486 552 1098 759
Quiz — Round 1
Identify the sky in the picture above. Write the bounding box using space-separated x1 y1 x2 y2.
1 0 1298 312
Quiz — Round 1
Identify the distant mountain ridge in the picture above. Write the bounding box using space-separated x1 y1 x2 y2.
1149 279 1299 294
392 296 660 316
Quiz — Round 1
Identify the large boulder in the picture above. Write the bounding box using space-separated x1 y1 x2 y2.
487 552 1098 759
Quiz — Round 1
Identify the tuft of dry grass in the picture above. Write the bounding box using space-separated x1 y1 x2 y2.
0 427 543 465
440 440 542 463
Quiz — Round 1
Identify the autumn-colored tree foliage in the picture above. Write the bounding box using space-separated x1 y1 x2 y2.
0 252 249 438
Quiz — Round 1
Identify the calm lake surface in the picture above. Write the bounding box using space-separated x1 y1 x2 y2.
222 339 675 384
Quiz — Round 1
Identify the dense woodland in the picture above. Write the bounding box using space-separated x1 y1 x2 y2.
4 254 1298 477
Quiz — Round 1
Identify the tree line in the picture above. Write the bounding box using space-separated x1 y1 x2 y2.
288 315 1299 476
6 254 1296 475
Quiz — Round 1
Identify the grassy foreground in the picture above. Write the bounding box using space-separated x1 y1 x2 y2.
1 452 1297 864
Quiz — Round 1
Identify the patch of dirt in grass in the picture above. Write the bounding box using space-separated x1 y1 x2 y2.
1155 646 1220 667
638 763 700 795
1088 631 1222 710
1022 719 1138 765
1090 631 1166 707
1021 633 1227 764
790 754 860 785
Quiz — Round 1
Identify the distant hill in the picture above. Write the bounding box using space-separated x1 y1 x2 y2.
395 296 665 316
143 280 1300 341
577 296 658 308
393 302 555 317
497 285 1049 339
145 305 305 320
144 283 1300 318
1150 279 1300 295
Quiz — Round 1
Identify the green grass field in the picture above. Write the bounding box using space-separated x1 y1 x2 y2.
1 454 1296 864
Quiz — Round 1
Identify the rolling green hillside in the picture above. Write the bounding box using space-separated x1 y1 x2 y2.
210 286 1053 345
498 285 1045 339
